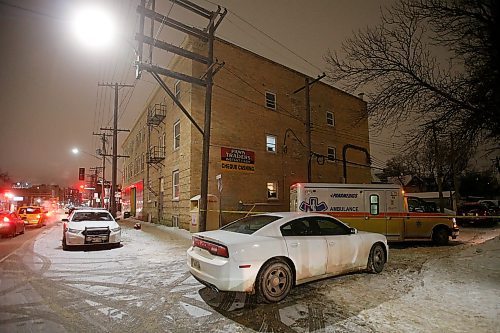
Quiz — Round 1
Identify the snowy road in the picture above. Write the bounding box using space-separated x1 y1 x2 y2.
0 218 498 332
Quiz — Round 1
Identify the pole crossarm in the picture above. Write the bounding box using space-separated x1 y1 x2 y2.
137 62 206 87
292 73 326 95
136 5 208 41
135 34 209 64
151 71 204 135
171 0 212 19
100 127 130 132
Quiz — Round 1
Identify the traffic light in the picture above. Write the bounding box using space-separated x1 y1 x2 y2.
78 167 85 181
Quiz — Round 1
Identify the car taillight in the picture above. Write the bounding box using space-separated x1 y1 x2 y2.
3 217 10 223
192 236 229 258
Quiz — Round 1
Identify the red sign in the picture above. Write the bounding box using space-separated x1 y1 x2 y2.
221 147 255 173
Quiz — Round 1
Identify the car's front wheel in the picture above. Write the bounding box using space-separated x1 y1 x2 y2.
432 227 449 246
62 236 69 251
368 243 386 273
256 259 293 303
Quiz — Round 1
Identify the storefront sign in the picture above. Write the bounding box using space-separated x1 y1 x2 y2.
221 147 255 173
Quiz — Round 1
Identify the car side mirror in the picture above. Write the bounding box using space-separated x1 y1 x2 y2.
62 218 69 222
350 227 357 234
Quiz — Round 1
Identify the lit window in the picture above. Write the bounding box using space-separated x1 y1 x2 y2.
172 170 179 200
265 91 276 110
370 194 379 215
173 120 180 150
267 182 278 199
175 80 181 100
327 147 336 162
327 111 335 126
266 134 277 153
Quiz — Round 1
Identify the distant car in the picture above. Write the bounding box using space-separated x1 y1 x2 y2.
17 206 44 228
0 211 25 238
187 212 388 303
62 209 121 250
457 203 496 226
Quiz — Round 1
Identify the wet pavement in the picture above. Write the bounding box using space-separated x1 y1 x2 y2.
0 217 498 332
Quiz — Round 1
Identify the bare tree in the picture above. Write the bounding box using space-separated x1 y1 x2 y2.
325 0 499 147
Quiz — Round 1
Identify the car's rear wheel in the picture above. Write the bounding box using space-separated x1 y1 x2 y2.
432 227 449 246
368 243 386 273
256 259 292 303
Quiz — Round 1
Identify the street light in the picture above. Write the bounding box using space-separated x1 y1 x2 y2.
69 4 117 52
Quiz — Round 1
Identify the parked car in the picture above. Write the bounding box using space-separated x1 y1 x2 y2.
457 202 496 226
17 206 44 228
62 209 121 250
0 211 25 238
187 212 388 303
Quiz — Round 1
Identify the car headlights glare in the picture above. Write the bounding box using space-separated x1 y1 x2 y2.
67 228 80 234
111 227 121 232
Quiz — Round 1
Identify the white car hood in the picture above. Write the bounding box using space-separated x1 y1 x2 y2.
68 220 119 231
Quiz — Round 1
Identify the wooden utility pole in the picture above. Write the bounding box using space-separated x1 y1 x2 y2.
93 132 112 208
135 0 226 231
433 125 445 213
99 82 133 216
292 73 325 182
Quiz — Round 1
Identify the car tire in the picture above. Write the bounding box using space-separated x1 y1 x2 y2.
432 227 449 246
62 237 69 251
256 259 293 303
368 243 386 273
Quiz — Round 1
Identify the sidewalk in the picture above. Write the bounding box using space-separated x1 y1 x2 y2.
120 216 193 241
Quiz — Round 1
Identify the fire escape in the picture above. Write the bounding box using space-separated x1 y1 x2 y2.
146 103 167 197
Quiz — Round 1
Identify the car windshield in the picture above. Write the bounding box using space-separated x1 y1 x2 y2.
72 212 113 222
221 215 280 234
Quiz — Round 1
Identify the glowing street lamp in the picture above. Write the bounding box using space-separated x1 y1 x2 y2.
69 4 117 52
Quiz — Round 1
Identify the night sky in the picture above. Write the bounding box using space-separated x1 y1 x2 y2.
0 0 392 187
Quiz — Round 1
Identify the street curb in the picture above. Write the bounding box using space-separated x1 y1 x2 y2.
121 217 192 240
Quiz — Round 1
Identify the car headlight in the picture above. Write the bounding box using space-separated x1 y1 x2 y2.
111 227 121 232
67 228 80 234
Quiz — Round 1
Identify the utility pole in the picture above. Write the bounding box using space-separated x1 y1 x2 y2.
433 125 445 213
99 82 133 216
292 73 325 182
93 132 112 208
135 0 226 232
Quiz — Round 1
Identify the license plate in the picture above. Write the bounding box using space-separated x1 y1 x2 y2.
191 258 200 270
86 235 108 243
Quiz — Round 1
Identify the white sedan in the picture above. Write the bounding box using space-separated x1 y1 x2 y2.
187 212 388 303
62 209 121 250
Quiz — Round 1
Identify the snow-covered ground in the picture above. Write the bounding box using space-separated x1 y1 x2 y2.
0 217 498 333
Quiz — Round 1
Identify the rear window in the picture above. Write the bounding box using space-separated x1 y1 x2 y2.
72 212 113 222
221 215 280 234
19 207 41 214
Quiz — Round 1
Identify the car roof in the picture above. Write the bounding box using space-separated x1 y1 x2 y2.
72 209 111 213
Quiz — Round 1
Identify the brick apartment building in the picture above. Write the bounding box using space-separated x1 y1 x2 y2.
121 37 372 231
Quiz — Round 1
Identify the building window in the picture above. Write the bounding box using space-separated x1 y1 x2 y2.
266 134 277 153
326 111 335 126
267 182 278 199
327 146 336 162
370 194 379 215
175 80 181 100
172 170 179 200
173 120 180 150
265 91 276 110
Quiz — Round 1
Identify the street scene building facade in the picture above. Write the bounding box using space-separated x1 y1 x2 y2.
122 37 371 231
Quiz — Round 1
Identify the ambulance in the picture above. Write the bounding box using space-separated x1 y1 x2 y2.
290 183 459 245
